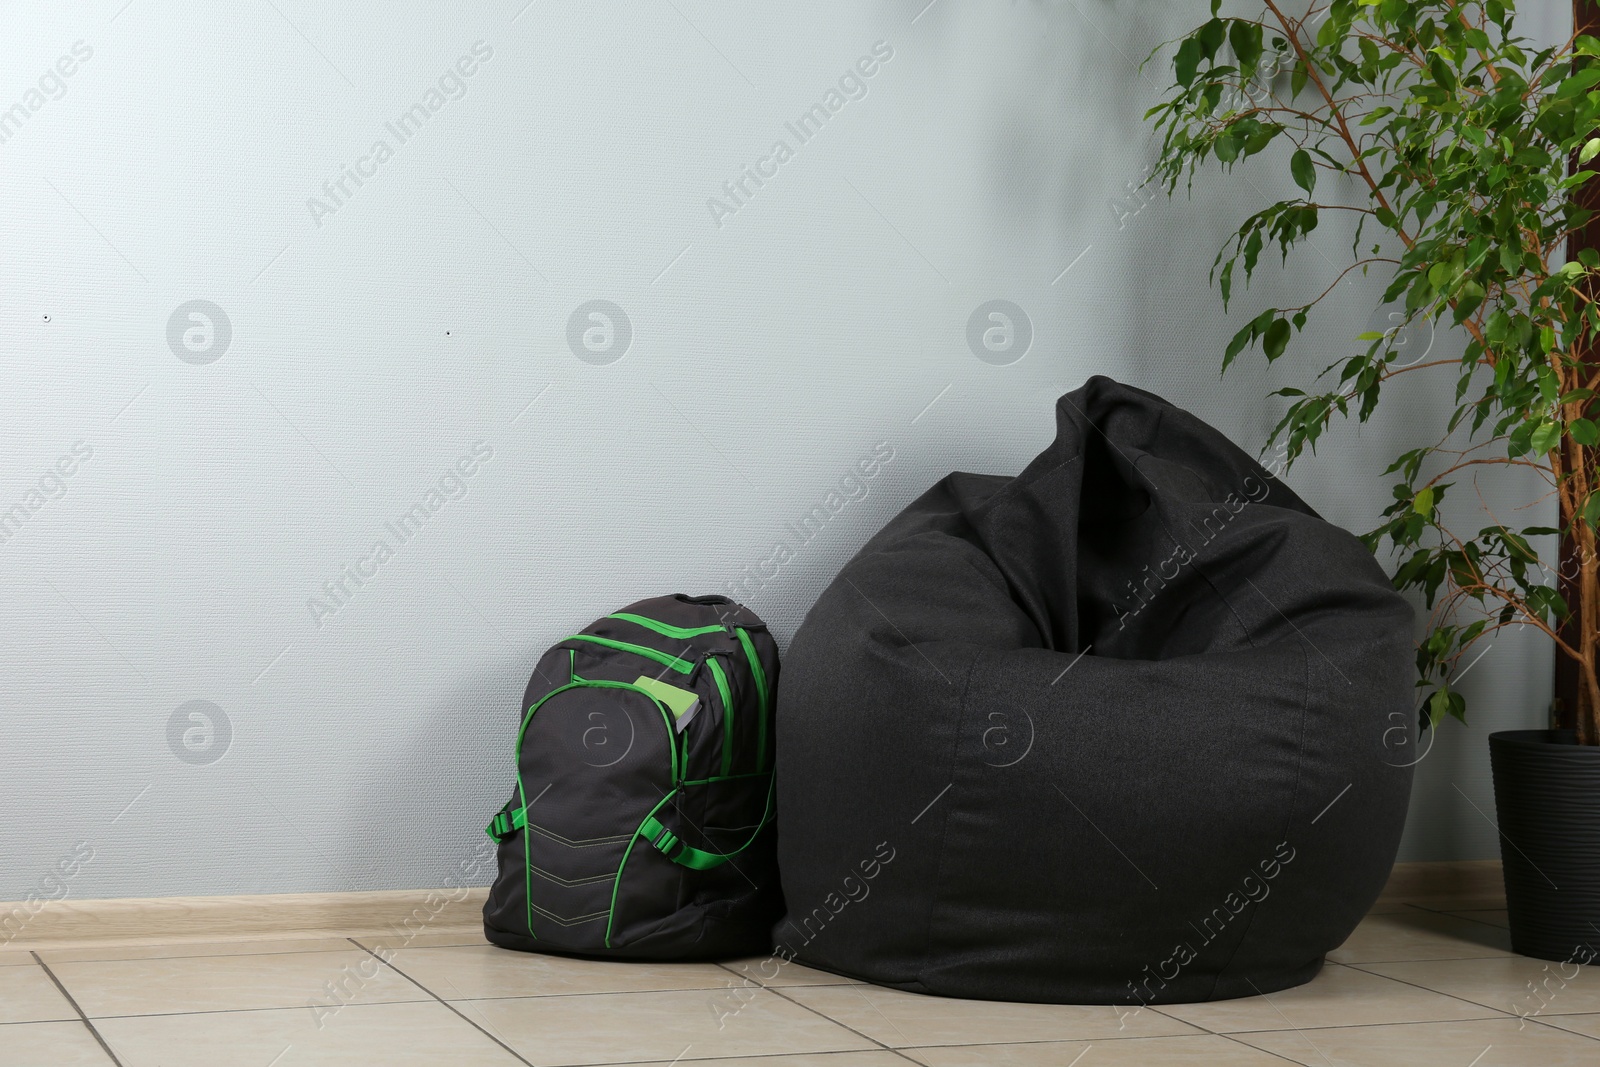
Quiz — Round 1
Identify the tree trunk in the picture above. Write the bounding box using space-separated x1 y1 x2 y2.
1558 0 1600 742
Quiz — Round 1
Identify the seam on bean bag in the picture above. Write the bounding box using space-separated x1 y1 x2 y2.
916 645 984 992
1208 634 1313 998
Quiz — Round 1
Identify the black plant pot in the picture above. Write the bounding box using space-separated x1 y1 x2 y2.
1488 729 1600 962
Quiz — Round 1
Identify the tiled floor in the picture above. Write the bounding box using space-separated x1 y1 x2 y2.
2 901 1596 1066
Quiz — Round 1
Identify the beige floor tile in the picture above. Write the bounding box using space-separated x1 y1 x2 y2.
1157 962 1502 1033
0 1021 115 1066
0 963 78 1024
1363 900 1430 914
904 1033 1292 1065
458 987 875 1065
721 955 856 987
778 983 1200 1048
631 1056 907 1067
1328 909 1513 963
1362 956 1600 1017
384 944 731 1000
37 937 360 964
1447 909 1511 929
94 1000 524 1067
1534 1012 1600 1039
50 947 429 1018
1237 1016 1600 1066
0 951 37 967
354 930 486 953
1389 894 1507 912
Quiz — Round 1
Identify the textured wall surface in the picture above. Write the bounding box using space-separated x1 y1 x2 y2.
0 0 1569 902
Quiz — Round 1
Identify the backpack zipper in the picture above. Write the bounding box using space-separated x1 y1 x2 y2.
564 634 696 674
734 628 770 771
706 655 735 777
606 612 729 640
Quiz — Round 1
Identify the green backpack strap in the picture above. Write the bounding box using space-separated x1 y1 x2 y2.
486 800 527 843
638 815 744 870
637 775 776 870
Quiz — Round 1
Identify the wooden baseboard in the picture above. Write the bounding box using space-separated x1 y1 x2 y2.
1379 860 1505 906
0 887 488 950
0 861 1502 950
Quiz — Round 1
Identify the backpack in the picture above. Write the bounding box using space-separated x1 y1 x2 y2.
482 593 782 959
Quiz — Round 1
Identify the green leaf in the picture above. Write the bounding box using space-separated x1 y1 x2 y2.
1412 486 1435 519
1531 419 1562 455
1573 418 1600 446
1223 323 1254 372
1175 37 1203 88
1508 421 1535 458
1427 53 1456 92
1557 66 1600 99
1584 493 1600 531
1425 688 1465 730
1262 317 1291 361
1215 130 1240 164
1580 138 1600 166
1290 149 1316 196
1316 15 1340 48
1453 282 1484 323
1229 21 1263 79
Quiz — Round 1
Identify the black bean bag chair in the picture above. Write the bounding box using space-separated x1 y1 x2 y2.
774 376 1413 1004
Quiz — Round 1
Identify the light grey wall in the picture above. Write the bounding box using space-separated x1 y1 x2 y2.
0 0 1567 902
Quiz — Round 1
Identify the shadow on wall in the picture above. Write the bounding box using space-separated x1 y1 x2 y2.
332 646 538 897
890 0 1305 435
889 0 1559 867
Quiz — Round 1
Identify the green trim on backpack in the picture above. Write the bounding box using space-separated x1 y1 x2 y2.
607 612 728 640
515 680 681 786
735 628 770 771
488 598 780 956
637 776 775 872
565 634 696 674
514 680 684 942
605 788 679 948
706 656 735 777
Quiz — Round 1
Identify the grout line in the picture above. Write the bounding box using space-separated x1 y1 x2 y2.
755 982 924 1064
1518 1011 1600 1045
1296 961 1519 1027
1333 953 1515 964
1241 977 1338 1067
346 939 538 1067
1401 902 1511 933
17 979 766 1020
30 953 127 1066
1212 1030 1306 1064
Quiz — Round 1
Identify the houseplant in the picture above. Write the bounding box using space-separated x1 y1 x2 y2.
1144 0 1600 960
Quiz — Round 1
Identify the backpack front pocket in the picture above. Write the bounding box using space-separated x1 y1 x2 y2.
514 681 680 948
